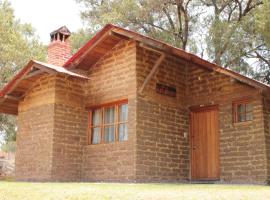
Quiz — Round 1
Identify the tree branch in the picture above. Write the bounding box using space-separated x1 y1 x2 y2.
162 6 176 32
241 0 263 19
180 4 189 49
255 51 270 66
224 44 264 67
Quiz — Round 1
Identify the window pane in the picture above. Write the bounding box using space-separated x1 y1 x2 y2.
104 126 115 143
246 104 252 112
92 128 100 144
238 113 246 122
92 109 102 126
119 104 128 122
246 112 253 121
119 123 128 141
237 104 245 113
104 107 115 124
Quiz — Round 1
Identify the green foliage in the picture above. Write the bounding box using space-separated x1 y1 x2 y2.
0 0 46 86
76 0 270 82
69 28 93 53
245 0 270 82
0 114 16 152
0 0 46 148
256 0 270 47
1 141 16 152
75 0 202 49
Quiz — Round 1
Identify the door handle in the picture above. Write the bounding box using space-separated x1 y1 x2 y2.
193 146 197 150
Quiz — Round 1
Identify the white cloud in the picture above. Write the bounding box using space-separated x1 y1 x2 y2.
9 0 84 44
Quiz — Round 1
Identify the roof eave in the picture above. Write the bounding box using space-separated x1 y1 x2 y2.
63 23 270 92
0 60 89 99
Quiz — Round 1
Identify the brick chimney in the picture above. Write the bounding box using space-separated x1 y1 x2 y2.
48 26 71 66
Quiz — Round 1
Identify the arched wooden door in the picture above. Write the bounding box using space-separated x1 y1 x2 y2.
190 105 220 180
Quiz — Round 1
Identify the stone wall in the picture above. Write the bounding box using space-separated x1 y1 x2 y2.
16 73 87 182
51 74 87 181
16 75 56 181
135 46 189 182
135 43 268 184
262 94 270 183
15 39 270 184
187 65 267 184
81 40 137 181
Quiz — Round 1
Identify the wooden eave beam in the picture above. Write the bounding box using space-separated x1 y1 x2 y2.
139 43 163 54
112 28 269 91
112 29 215 72
112 29 168 51
0 97 18 115
22 68 46 79
139 53 166 94
0 108 17 115
69 31 113 69
4 95 20 101
110 31 131 41
3 66 34 99
3 66 54 102
111 28 191 60
214 68 268 91
33 64 57 74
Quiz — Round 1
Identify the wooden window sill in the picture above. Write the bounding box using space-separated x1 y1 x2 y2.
233 120 253 127
86 140 129 147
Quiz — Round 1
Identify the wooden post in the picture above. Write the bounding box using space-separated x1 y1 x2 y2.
139 53 165 94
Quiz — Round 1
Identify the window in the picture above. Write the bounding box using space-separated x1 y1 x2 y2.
91 109 102 144
118 104 128 141
233 100 253 123
104 107 115 143
88 100 128 144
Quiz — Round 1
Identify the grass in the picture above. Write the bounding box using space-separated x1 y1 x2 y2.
0 181 270 200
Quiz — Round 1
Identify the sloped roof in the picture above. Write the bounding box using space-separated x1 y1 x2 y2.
64 24 270 91
0 60 88 115
0 24 269 115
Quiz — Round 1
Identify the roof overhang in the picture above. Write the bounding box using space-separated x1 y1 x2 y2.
64 24 123 70
64 24 270 92
1 24 269 115
0 60 88 115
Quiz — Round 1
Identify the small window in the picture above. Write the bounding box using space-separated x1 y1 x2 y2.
88 100 128 144
233 100 253 123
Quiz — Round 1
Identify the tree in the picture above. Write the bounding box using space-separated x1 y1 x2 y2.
0 0 46 151
248 0 270 82
76 0 269 82
256 0 270 47
69 28 93 54
201 0 263 66
75 0 204 50
0 115 16 152
200 0 270 83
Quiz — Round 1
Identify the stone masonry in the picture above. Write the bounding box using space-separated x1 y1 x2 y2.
15 34 270 184
81 40 137 182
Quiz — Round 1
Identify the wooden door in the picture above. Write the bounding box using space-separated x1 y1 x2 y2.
190 106 220 180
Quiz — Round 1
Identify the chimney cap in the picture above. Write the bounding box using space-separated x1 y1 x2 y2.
50 26 71 38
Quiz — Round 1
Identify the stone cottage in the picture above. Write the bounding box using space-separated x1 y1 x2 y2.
0 25 269 184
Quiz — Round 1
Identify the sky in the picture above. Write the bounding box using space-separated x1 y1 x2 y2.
9 0 84 44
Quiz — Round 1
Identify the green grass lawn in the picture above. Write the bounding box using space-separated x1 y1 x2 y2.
0 181 270 200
